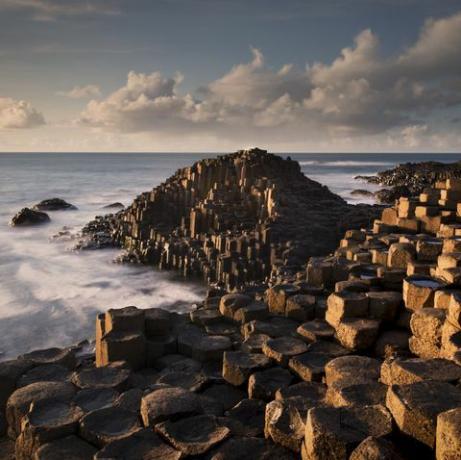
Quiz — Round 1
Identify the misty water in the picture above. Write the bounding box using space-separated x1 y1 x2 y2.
0 152 460 359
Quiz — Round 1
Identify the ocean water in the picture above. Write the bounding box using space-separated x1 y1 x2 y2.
0 152 460 359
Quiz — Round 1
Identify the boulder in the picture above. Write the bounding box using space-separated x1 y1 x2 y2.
155 414 230 456
10 208 50 226
33 198 77 211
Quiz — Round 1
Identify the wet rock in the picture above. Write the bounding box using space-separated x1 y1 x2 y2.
262 336 308 366
305 405 393 460
72 365 130 391
0 358 34 408
94 428 181 460
21 348 76 370
102 202 124 209
222 351 272 386
15 400 83 459
17 364 71 388
386 381 461 448
33 198 77 211
34 435 97 460
140 387 203 426
10 208 50 226
6 381 76 437
155 414 230 456
248 367 293 401
79 406 141 447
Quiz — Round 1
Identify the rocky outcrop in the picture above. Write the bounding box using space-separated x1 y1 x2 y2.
357 160 461 203
79 148 380 289
33 198 77 211
10 208 50 227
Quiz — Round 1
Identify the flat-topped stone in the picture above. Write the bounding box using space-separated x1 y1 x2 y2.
140 387 203 426
219 294 252 318
327 382 387 408
305 405 393 460
155 414 230 456
222 352 272 386
105 306 145 334
262 337 308 366
349 436 403 460
156 371 208 392
79 406 141 447
15 399 83 459
223 398 265 437
336 318 380 350
381 358 461 385
94 428 181 460
288 352 333 382
386 381 461 448
6 381 76 437
71 366 130 391
74 388 118 413
17 364 71 388
296 320 335 342
20 348 76 370
34 435 97 460
436 407 461 460
200 384 246 412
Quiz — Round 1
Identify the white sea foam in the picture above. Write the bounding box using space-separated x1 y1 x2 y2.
299 160 393 167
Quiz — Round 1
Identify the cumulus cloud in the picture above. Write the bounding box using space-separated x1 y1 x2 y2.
79 10 461 149
57 85 101 99
0 0 120 20
0 97 45 129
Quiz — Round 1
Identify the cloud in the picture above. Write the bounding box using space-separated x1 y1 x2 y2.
57 85 101 99
79 10 461 149
0 0 120 20
0 97 45 129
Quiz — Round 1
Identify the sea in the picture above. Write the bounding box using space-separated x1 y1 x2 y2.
0 152 460 359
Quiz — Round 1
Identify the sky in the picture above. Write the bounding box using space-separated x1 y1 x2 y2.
1 0 461 152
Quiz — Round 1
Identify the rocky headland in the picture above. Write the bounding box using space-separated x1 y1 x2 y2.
356 159 461 203
2 150 461 459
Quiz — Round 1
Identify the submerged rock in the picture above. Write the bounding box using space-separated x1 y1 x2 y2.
33 198 77 211
10 208 50 227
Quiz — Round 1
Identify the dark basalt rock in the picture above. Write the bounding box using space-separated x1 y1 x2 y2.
33 198 77 211
34 435 97 460
350 189 375 198
78 148 380 289
10 208 50 227
102 202 124 209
